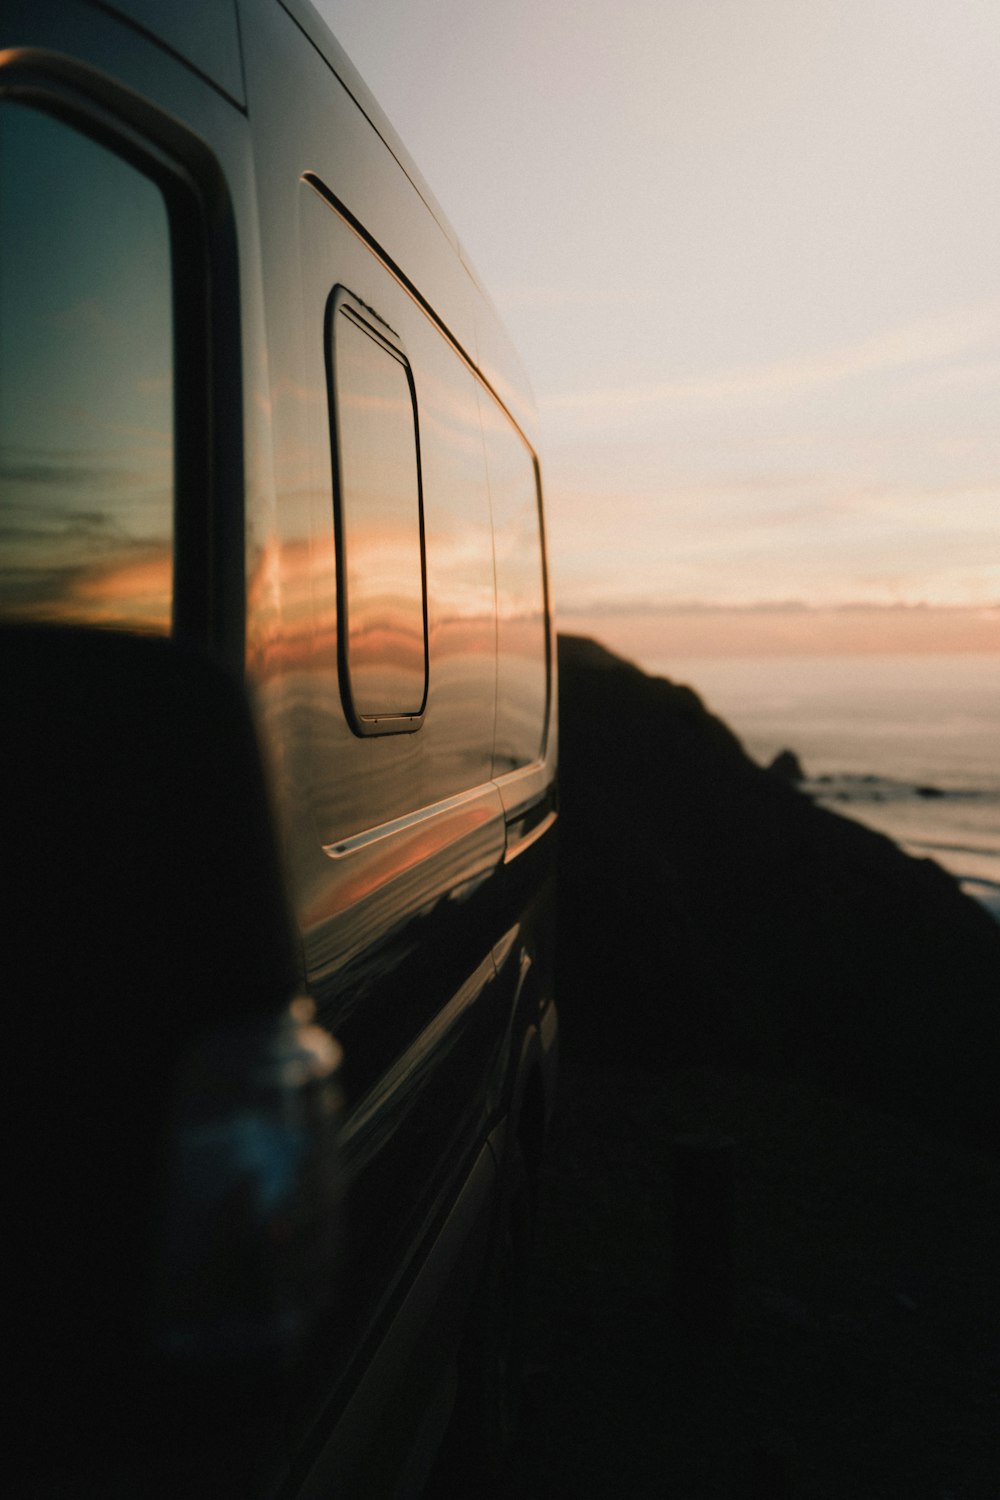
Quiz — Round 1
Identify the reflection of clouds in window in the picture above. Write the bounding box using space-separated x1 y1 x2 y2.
494 506 547 624
49 296 130 341
334 310 426 719
484 414 547 769
428 524 496 624
138 375 172 397
418 374 485 459
489 435 546 630
0 551 172 631
0 103 173 633
58 410 172 446
417 368 497 632
1 445 170 505
0 481 171 632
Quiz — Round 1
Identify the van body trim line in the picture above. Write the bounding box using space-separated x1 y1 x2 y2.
302 169 534 454
504 808 557 865
321 782 499 860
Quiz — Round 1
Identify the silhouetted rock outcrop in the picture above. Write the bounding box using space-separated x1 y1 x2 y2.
767 748 805 783
556 635 1000 1150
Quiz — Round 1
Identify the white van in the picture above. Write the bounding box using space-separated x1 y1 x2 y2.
0 3 558 1494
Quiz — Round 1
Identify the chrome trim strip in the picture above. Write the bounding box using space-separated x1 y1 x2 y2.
321 782 498 860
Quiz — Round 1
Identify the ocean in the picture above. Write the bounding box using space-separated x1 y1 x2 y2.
643 652 1000 922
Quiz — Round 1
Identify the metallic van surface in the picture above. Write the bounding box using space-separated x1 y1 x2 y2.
238 8 557 1472
93 0 246 105
2 1 557 1493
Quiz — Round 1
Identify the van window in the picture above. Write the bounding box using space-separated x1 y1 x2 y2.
484 410 548 772
328 294 427 732
0 103 173 633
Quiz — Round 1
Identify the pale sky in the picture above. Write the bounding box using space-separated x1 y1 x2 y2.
317 0 1000 654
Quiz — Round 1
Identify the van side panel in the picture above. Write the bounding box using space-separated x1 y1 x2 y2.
237 0 532 1472
1 0 557 1491
298 183 499 839
92 0 246 106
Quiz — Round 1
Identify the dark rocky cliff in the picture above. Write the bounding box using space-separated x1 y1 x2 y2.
556 634 1000 1150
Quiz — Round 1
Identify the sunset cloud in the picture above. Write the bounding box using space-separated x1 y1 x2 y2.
540 301 1000 418
322 0 1000 658
561 600 1000 662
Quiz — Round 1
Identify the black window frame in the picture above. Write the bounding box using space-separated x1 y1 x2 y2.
325 284 429 737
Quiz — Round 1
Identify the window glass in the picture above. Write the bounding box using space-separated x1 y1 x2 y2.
485 411 548 771
0 103 173 632
331 303 426 726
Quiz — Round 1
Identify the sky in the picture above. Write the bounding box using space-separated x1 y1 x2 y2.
317 0 1000 657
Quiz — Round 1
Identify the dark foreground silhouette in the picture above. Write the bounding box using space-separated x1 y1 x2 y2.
475 636 1000 1499
555 634 1000 1151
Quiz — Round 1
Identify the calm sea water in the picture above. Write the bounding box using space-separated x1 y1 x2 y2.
644 653 1000 920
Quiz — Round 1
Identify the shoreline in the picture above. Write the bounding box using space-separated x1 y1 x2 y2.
797 774 1000 923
